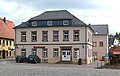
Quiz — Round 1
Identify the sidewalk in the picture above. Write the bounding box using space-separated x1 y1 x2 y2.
0 58 14 61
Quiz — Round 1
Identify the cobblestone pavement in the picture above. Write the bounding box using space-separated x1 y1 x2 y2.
0 60 120 76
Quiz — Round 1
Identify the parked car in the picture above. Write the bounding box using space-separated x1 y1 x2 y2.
27 55 41 63
16 56 28 63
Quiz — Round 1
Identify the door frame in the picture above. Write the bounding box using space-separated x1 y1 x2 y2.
60 46 72 62
62 50 71 61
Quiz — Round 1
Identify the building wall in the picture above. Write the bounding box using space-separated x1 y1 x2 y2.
93 35 108 60
0 39 14 59
15 26 93 64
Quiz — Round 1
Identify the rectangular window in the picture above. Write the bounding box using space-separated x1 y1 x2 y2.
3 40 5 44
74 30 79 41
42 48 48 58
31 31 37 42
74 48 79 58
63 20 69 25
32 48 37 55
63 31 69 41
99 42 103 47
53 31 59 41
32 21 37 26
47 21 52 26
0 40 1 45
6 41 8 46
21 32 26 42
53 48 59 58
93 42 97 47
21 48 26 56
42 31 48 42
10 41 12 46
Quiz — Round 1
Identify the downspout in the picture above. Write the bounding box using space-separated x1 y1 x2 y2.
85 25 87 64
14 29 16 57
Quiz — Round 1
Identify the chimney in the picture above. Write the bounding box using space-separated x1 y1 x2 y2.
3 17 6 23
88 23 91 25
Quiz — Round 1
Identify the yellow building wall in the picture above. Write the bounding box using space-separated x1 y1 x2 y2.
0 39 14 59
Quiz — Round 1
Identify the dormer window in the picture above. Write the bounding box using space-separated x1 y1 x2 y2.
47 21 52 26
32 21 37 26
63 20 69 25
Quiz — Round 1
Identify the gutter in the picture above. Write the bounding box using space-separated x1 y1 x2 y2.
14 29 16 57
85 25 87 64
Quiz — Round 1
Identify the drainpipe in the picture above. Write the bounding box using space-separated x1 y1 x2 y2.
14 29 16 58
85 25 87 64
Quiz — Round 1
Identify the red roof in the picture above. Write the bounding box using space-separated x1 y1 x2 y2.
0 18 15 40
109 46 120 54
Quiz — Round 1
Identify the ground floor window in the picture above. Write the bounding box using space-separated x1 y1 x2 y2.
53 48 59 58
32 48 37 55
0 51 1 56
21 48 26 56
42 48 48 58
74 48 79 58
10 51 11 56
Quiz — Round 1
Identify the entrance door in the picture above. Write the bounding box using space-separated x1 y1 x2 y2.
2 50 5 59
62 50 71 61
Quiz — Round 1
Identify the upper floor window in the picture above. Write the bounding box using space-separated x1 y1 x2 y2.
63 20 69 25
63 31 69 41
3 40 5 44
53 31 59 41
47 21 52 26
32 48 37 55
0 40 1 45
74 30 79 41
31 31 37 42
42 31 48 42
99 42 103 47
32 21 37 26
6 41 8 46
21 32 26 42
93 42 97 47
10 41 12 46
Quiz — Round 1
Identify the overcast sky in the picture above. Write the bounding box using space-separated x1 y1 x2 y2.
0 0 120 34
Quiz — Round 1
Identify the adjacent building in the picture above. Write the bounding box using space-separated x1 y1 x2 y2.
0 17 15 59
109 37 119 48
91 25 109 60
14 10 109 64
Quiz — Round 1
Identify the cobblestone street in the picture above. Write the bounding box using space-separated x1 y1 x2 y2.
0 60 120 76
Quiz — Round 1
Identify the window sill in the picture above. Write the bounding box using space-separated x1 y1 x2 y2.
31 40 37 42
63 40 69 41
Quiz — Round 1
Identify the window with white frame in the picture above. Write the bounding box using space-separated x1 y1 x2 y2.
53 48 59 58
42 48 48 58
63 20 69 25
93 42 97 47
21 48 26 56
47 21 52 26
74 30 79 41
21 32 26 42
32 48 37 55
31 31 37 42
32 21 37 26
53 31 59 41
42 31 48 41
74 48 79 58
63 31 69 41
